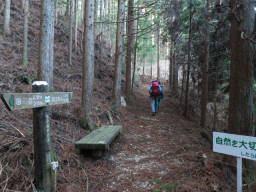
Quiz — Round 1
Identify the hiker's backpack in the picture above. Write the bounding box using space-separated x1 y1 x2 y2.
151 81 160 97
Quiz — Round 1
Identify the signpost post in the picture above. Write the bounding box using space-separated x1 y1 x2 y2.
1 81 72 192
213 132 256 192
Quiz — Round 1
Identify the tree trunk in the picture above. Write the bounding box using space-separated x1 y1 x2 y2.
55 0 58 24
74 0 78 50
169 42 173 89
132 19 138 91
23 0 29 66
49 0 55 90
113 0 125 107
200 0 210 128
180 61 186 105
184 0 192 117
69 0 74 65
94 0 98 35
38 0 54 89
125 0 135 100
81 0 95 129
157 27 160 81
37 0 55 189
99 0 103 32
22 0 25 9
228 0 254 135
4 0 11 35
173 47 178 94
81 0 85 22
150 59 153 79
65 0 69 16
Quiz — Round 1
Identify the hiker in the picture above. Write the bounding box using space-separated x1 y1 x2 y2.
148 81 163 116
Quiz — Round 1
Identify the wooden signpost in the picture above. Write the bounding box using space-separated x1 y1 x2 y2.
1 81 72 192
213 132 256 192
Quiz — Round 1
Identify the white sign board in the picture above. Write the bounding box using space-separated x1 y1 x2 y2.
213 132 256 161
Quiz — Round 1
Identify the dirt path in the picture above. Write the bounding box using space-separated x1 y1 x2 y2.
84 83 235 192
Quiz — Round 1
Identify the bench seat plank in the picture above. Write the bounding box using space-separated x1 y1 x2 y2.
75 125 122 150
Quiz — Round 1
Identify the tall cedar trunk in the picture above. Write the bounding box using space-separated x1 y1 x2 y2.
22 0 25 8
132 19 138 91
169 42 173 89
113 0 125 107
69 0 74 65
125 0 135 100
74 0 78 50
38 0 54 89
37 0 54 189
151 59 153 79
173 47 178 94
228 0 254 135
23 0 29 66
81 0 85 22
184 0 192 117
49 0 55 89
55 0 58 24
99 0 102 31
157 27 160 81
180 59 186 105
65 0 69 16
94 0 98 35
143 61 145 75
200 0 210 127
81 0 95 128
4 0 11 35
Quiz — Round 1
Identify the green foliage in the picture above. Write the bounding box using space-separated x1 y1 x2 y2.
51 148 58 162
246 174 256 184
154 183 175 192
153 177 175 192
153 178 162 184
253 80 256 92
23 59 28 67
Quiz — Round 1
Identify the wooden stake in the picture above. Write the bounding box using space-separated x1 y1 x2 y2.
32 81 52 192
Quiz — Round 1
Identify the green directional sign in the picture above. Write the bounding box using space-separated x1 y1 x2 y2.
1 92 73 111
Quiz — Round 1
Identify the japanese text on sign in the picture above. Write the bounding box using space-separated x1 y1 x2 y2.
213 132 256 161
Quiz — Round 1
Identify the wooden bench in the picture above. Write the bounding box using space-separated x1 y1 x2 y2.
75 125 122 151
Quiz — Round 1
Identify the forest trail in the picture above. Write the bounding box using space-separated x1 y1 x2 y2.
84 81 234 192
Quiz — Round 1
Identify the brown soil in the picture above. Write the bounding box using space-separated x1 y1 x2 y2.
72 83 235 192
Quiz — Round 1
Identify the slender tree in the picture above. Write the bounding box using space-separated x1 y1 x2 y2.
23 0 29 66
169 42 173 89
200 0 210 127
4 0 11 35
74 0 78 50
69 0 74 65
172 45 178 94
94 0 98 35
184 0 192 117
132 19 139 91
113 0 125 107
81 0 95 129
125 0 135 100
65 0 69 16
49 0 55 89
38 0 55 89
228 0 254 135
55 0 58 24
156 27 160 81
